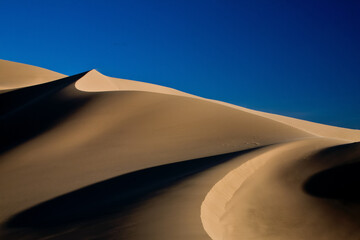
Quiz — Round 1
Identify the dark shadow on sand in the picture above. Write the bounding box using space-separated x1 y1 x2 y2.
304 160 360 200
5 147 261 229
0 72 92 155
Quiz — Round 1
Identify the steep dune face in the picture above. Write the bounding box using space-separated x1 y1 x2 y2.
0 60 66 93
1 60 360 240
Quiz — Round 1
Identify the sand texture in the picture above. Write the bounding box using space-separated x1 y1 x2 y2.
1 60 360 239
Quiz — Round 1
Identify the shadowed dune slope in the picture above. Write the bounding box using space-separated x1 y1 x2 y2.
0 60 66 93
0 72 89 154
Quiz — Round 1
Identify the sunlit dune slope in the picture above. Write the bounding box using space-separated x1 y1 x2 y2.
0 60 66 93
210 100 360 142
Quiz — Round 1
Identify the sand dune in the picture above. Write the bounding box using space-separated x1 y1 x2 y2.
0 60 359 239
0 60 66 93
210 100 360 142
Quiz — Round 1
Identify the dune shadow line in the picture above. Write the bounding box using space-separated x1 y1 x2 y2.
303 160 360 201
6 147 260 229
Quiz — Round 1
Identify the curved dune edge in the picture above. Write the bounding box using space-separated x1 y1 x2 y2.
200 138 345 240
0 60 67 92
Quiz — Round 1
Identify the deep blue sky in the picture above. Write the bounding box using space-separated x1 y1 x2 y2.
1 0 359 129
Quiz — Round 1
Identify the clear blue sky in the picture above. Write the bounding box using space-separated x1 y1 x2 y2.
1 0 359 129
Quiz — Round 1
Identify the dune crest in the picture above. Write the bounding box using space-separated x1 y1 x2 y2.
210 100 360 142
75 69 193 97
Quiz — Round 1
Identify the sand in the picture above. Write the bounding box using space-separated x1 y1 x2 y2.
0 60 66 93
0 60 359 239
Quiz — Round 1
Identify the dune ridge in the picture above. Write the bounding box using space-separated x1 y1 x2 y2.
209 100 360 142
1 60 359 240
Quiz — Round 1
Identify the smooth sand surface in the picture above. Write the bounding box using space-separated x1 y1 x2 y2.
210 100 360 142
0 60 66 93
1 60 360 239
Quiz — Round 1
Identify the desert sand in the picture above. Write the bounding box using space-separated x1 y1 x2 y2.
0 60 359 239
